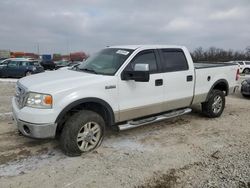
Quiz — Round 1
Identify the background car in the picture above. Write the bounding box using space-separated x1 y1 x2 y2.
0 58 44 78
40 60 56 70
234 61 250 74
58 61 84 70
241 78 250 98
54 60 70 70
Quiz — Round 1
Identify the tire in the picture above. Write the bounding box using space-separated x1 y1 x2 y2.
202 89 225 118
243 68 250 74
60 110 105 156
25 71 32 76
242 93 250 98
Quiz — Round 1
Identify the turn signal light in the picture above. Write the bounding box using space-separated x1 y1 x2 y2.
44 95 52 105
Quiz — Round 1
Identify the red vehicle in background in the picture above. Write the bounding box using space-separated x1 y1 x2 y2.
70 52 87 62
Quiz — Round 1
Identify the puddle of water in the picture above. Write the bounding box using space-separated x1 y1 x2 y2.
0 150 64 177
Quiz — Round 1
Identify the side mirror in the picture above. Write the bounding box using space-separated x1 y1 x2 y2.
0 64 7 69
121 63 150 82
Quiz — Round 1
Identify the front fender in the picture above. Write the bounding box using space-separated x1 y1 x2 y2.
55 97 115 125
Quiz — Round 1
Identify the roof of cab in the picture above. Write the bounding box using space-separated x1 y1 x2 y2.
108 45 185 50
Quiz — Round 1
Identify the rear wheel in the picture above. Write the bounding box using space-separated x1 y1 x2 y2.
60 110 105 156
242 93 250 98
202 89 225 118
243 68 250 74
25 71 32 76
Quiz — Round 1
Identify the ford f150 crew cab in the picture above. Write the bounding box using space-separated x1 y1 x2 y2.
12 45 239 156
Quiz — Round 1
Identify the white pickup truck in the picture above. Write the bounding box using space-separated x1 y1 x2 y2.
12 45 239 156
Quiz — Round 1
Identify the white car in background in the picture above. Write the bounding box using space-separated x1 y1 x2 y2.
234 61 250 74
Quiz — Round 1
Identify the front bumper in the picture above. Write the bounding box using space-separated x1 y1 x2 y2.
13 114 57 138
12 98 57 139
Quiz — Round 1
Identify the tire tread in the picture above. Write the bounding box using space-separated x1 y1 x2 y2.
60 110 105 157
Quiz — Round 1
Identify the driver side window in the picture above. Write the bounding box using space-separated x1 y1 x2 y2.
126 50 158 73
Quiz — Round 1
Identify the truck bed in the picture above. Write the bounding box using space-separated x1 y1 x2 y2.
194 62 236 69
192 62 238 105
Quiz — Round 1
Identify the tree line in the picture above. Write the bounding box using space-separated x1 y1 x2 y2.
191 46 250 62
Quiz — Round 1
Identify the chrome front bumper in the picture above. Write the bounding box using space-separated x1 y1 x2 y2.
13 111 57 139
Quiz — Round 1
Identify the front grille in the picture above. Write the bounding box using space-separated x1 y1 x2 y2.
15 83 27 109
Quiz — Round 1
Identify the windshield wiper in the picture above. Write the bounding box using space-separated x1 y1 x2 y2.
79 68 98 74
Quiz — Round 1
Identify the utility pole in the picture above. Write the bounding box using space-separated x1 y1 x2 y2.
37 43 40 55
66 39 69 55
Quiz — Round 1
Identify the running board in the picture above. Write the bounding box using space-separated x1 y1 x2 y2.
118 108 192 131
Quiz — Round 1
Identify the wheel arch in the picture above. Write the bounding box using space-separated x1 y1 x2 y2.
55 97 116 136
205 79 229 101
243 68 250 73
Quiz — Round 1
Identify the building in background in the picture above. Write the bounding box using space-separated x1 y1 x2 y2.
0 50 11 60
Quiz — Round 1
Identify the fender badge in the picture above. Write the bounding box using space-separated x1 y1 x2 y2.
105 85 116 89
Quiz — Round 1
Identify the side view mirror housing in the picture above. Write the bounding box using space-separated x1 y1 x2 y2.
0 64 7 67
121 64 150 82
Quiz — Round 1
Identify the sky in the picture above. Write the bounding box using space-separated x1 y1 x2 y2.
0 0 249 54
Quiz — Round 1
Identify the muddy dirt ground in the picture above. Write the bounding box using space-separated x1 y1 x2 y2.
0 81 249 188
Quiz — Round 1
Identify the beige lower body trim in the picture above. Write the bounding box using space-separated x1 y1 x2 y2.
116 97 192 122
192 93 207 104
118 102 163 122
162 97 193 112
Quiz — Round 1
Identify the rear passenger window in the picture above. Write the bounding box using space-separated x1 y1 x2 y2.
160 49 188 72
126 50 158 73
19 61 29 66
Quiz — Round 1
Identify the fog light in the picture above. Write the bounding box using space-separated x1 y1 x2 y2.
23 125 30 134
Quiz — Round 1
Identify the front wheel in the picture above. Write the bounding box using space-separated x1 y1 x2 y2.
202 89 225 118
60 110 105 156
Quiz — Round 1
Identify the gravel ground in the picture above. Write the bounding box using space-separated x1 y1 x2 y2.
0 82 15 113
0 79 249 188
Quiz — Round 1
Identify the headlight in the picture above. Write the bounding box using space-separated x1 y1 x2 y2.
25 92 53 109
241 80 247 85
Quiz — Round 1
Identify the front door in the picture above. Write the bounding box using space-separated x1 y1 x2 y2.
118 49 164 122
7 61 20 77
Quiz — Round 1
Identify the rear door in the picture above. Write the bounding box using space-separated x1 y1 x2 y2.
6 61 20 77
159 49 195 111
118 49 165 122
19 61 29 76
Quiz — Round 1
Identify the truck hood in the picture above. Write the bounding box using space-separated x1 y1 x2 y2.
18 69 108 93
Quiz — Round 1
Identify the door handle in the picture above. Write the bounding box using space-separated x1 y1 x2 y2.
155 79 163 86
186 75 193 82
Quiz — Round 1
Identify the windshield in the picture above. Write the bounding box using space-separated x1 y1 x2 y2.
76 48 134 75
